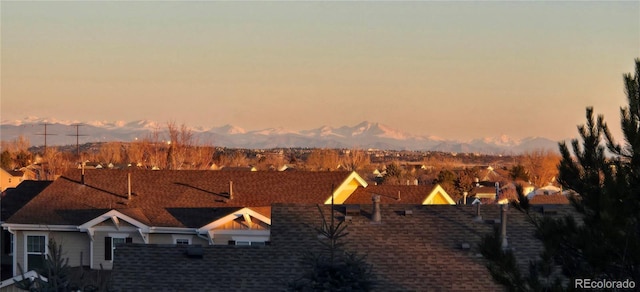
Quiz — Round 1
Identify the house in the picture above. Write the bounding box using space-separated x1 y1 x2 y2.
528 185 562 199
476 165 504 183
470 186 497 200
1 168 461 279
0 169 25 192
503 180 535 197
111 203 577 291
2 169 369 276
0 181 52 280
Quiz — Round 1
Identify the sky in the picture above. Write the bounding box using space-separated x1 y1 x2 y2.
1 1 639 142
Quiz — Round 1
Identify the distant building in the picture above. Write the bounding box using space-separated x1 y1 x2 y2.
0 169 25 192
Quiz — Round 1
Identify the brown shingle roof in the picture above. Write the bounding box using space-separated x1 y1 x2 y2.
113 204 574 291
6 169 354 227
344 184 437 204
529 194 570 205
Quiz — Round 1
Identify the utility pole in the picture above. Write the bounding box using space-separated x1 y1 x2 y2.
35 123 56 180
35 123 56 154
68 124 88 159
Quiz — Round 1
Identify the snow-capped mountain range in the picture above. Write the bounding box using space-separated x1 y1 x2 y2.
0 117 561 154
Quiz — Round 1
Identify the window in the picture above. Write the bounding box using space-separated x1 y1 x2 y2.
230 240 265 246
26 235 46 271
172 235 193 245
175 238 190 245
104 235 131 261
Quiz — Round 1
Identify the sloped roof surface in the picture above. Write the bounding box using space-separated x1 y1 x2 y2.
6 169 353 227
112 203 576 291
529 193 570 205
344 184 437 204
4 169 24 177
1 180 52 221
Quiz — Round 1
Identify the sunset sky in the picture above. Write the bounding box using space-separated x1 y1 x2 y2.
1 1 638 141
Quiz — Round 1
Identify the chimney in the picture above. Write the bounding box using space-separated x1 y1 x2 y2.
500 202 509 250
229 181 233 200
81 162 85 185
127 172 132 201
372 194 381 223
462 191 468 205
397 191 401 201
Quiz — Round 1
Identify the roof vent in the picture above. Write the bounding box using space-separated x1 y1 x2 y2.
403 210 413 216
473 198 483 222
371 194 381 223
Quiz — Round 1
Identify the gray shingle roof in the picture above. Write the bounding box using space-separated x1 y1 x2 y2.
112 203 575 291
1 180 52 221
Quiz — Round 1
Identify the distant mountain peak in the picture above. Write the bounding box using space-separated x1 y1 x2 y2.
0 117 561 154
213 124 246 135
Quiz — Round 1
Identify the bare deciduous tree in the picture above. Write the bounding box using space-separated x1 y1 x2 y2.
166 122 194 170
305 149 341 171
0 135 32 168
42 147 71 179
98 142 124 165
341 149 371 171
146 126 167 169
520 149 561 187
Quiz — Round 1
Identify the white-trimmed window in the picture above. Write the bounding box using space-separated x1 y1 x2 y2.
231 240 266 246
228 235 269 246
175 238 190 245
104 234 130 261
26 234 47 271
171 235 193 245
